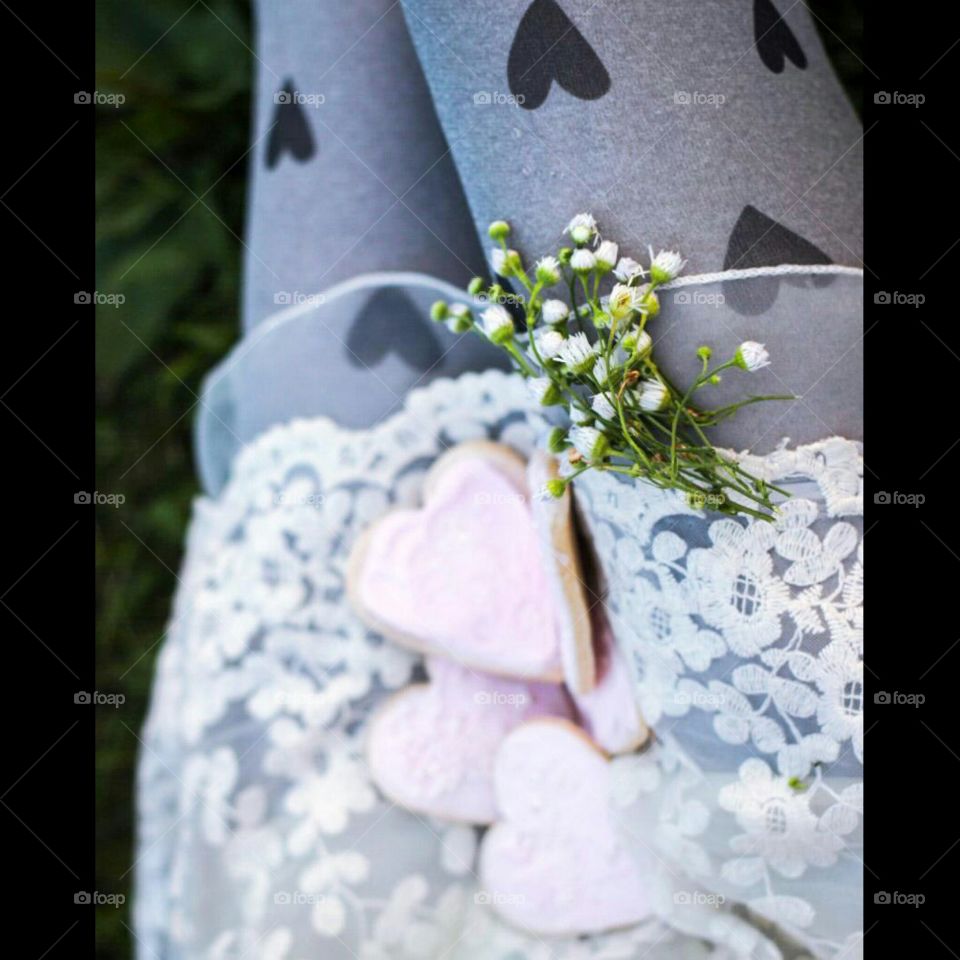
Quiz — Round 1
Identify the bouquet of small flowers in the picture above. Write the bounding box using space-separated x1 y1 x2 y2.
431 215 792 520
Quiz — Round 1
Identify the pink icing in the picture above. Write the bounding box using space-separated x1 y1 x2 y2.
573 613 647 754
358 458 563 678
368 658 573 823
480 720 653 935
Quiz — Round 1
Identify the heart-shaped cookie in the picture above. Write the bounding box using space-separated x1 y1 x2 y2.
348 441 591 683
527 451 595 695
367 657 574 823
479 718 654 935
573 609 649 755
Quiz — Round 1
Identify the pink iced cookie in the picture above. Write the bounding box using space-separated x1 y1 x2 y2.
527 452 595 695
572 610 649 754
348 442 569 682
479 718 653 936
367 657 574 823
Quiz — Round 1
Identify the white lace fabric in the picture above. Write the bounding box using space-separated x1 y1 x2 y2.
135 370 862 960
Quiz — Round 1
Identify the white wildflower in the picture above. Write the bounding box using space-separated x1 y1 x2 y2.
595 240 619 271
535 255 562 286
608 283 641 320
648 247 686 284
535 328 565 359
637 379 669 412
570 425 609 461
556 332 596 373
541 299 570 325
735 341 770 371
570 248 596 273
480 304 514 344
614 257 646 283
564 213 597 245
591 393 616 420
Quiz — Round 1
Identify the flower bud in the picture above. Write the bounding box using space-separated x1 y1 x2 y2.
535 256 562 286
488 220 510 241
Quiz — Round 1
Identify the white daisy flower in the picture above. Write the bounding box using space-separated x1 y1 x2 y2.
591 393 616 420
570 248 596 273
631 329 653 358
608 282 641 320
556 332 596 373
541 299 570 325
534 328 565 359
491 248 521 277
593 345 628 386
480 304 514 344
571 406 593 424
648 247 686 284
564 213 597 245
535 255 562 286
595 240 619 271
735 341 770 371
570 425 609 461
637 378 670 412
527 377 560 406
614 257 646 283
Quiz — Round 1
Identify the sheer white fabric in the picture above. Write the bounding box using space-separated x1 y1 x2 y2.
577 441 863 960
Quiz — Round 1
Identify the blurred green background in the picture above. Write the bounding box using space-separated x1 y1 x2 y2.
95 2 862 956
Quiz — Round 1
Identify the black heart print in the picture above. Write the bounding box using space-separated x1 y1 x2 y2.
508 0 611 110
723 205 832 315
346 288 443 373
754 0 807 74
265 79 316 169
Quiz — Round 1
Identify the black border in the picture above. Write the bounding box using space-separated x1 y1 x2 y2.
864 5 958 955
1 0 93 954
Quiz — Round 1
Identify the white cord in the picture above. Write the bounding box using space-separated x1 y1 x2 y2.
659 264 863 289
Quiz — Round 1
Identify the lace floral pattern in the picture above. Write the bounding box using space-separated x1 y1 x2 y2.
136 372 708 960
136 370 862 960
576 438 863 959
